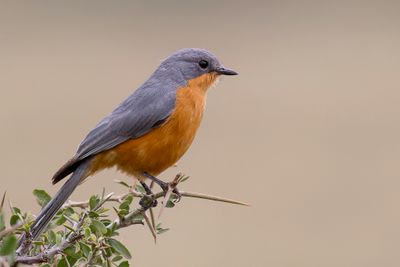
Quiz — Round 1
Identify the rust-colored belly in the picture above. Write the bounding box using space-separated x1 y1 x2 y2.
89 73 217 179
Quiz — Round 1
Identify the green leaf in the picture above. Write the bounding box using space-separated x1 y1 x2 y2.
178 175 190 183
132 213 144 221
23 222 30 232
9 214 20 226
56 232 63 245
66 255 79 266
101 218 111 226
89 233 97 243
112 255 123 262
89 210 100 218
0 234 17 256
56 257 68 267
84 227 92 239
119 201 130 211
79 242 91 258
108 222 118 237
123 195 133 204
103 247 112 258
89 195 99 210
54 214 66 225
118 209 129 217
64 245 81 259
114 179 130 188
91 219 107 235
47 230 56 245
11 207 21 215
33 189 52 208
156 223 170 234
97 207 109 215
63 207 75 216
32 240 44 246
118 261 130 267
0 212 5 231
135 184 146 194
119 195 133 211
108 238 132 259
166 199 175 208
157 228 170 234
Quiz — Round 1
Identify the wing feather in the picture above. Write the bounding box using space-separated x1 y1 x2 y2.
76 87 176 160
52 69 184 184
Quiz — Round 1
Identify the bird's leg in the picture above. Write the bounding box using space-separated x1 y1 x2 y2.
139 181 158 209
142 172 181 202
140 180 154 195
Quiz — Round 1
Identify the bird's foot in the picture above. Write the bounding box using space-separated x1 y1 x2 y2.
142 172 182 203
139 181 158 209
171 187 182 203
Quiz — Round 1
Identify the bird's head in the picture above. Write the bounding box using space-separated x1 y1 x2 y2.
156 48 237 89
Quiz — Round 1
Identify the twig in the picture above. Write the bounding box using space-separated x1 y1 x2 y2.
143 211 157 243
149 208 156 236
113 207 146 229
67 188 248 229
16 231 32 256
0 222 23 240
15 233 82 264
15 211 87 265
62 191 141 209
148 181 157 236
0 256 10 267
63 181 248 210
87 246 99 266
112 188 249 230
180 191 250 206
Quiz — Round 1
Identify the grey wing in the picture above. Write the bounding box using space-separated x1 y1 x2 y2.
75 87 176 160
51 85 176 184
52 68 186 185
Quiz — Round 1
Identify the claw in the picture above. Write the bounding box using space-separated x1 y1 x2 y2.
139 181 158 209
139 194 158 209
172 188 182 203
141 172 182 214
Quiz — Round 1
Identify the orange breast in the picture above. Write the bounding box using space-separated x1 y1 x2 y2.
88 72 219 179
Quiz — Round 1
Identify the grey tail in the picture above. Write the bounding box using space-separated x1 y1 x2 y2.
30 159 91 240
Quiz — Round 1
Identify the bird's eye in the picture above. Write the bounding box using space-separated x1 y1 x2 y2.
198 60 209 69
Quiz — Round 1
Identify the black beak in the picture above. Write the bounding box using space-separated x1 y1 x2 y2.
215 66 238 75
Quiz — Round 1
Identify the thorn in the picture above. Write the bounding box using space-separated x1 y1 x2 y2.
143 211 157 243
158 173 183 218
0 191 6 211
149 208 156 233
158 185 173 219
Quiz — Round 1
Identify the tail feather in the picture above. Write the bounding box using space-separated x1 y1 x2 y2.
30 159 91 240
52 158 81 185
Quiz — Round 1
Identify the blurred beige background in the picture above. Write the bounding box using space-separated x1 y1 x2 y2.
1 1 400 266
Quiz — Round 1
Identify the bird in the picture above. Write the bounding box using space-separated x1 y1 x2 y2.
28 48 237 240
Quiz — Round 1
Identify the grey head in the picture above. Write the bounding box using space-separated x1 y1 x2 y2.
153 48 237 84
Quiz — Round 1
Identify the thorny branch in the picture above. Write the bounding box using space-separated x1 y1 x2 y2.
15 211 87 265
0 223 22 240
64 190 248 210
8 175 248 265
